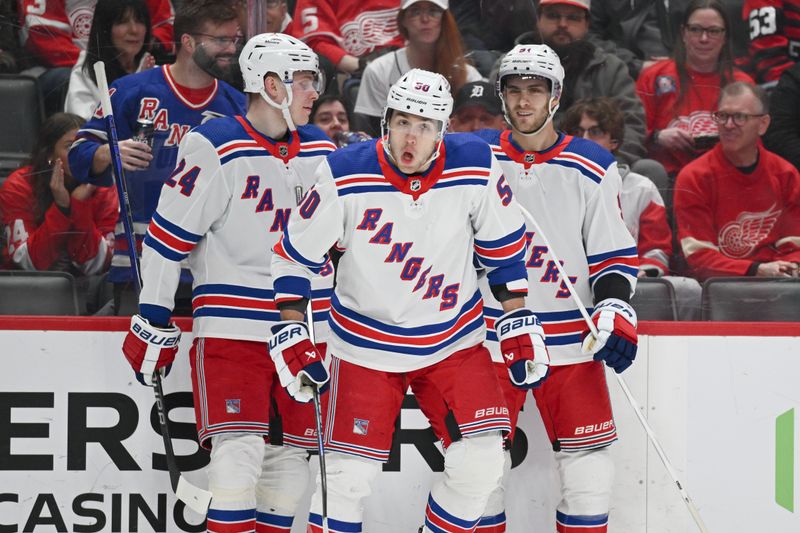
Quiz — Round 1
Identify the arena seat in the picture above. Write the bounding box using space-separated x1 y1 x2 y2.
0 271 80 315
0 74 44 178
701 277 800 321
630 277 678 321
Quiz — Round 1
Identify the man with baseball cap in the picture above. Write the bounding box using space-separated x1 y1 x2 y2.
449 81 507 132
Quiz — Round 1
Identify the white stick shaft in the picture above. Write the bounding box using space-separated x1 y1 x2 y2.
516 203 710 533
93 62 113 118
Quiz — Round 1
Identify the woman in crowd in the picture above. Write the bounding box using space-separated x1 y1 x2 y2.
354 0 482 135
636 0 752 178
65 0 154 119
0 113 117 274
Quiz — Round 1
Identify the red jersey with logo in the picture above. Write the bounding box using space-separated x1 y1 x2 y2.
0 165 117 273
636 59 753 175
290 0 404 65
19 0 175 67
674 143 800 279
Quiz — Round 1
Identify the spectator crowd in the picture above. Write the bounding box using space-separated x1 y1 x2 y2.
0 0 798 317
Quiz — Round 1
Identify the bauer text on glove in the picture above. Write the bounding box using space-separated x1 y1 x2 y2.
122 314 180 385
496 308 550 389
268 320 329 403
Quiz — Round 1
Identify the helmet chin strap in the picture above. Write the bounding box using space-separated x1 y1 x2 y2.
501 94 560 138
259 81 297 132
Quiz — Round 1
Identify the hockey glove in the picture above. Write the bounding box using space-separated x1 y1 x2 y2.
268 321 329 403
496 308 550 389
581 298 638 373
122 314 181 386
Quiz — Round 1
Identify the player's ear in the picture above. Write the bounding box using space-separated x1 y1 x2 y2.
180 33 195 53
264 74 281 99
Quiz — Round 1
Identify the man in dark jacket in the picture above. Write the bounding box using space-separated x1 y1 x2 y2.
763 61 800 169
535 0 649 165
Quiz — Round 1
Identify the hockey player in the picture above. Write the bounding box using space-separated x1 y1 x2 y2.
469 45 639 532
269 68 550 533
120 33 336 533
68 1 245 315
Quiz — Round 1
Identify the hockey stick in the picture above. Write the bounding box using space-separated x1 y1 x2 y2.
94 61 213 515
516 203 710 533
295 185 330 533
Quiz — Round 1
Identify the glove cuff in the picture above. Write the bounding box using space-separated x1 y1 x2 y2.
130 314 181 346
593 298 637 327
495 308 544 341
268 321 311 360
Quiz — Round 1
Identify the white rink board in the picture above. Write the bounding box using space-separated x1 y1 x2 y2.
0 329 799 532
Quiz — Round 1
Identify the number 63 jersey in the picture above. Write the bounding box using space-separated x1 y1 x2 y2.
138 116 337 342
271 134 529 372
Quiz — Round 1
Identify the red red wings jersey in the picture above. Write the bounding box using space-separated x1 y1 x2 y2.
290 0 404 65
744 0 800 84
619 166 672 275
674 144 800 280
0 166 117 273
636 60 753 175
19 0 174 67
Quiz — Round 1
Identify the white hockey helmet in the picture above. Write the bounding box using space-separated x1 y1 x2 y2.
496 44 564 99
239 32 322 93
239 33 322 131
381 69 453 167
384 68 453 123
496 44 564 137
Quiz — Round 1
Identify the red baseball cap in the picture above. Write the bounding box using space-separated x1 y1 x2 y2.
539 0 590 11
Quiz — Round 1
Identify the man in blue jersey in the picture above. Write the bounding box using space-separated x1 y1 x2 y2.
268 68 551 533
121 33 337 533
68 0 245 315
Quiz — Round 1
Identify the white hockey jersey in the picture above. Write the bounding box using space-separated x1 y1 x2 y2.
472 130 638 366
139 116 337 342
271 134 529 372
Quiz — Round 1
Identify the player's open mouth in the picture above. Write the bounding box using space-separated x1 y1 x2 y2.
401 150 415 164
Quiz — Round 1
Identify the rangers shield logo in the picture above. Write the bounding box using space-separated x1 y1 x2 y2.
225 399 241 414
410 179 421 192
353 418 369 435
278 145 289 157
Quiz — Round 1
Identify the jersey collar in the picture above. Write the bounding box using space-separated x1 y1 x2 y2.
236 115 301 163
375 138 446 200
500 130 572 167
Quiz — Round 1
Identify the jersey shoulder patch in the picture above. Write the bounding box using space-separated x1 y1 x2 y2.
191 115 246 148
561 136 617 173
327 139 381 178
442 132 493 170
297 123 333 143
469 128 503 146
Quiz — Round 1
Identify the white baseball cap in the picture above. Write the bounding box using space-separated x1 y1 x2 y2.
401 0 449 10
